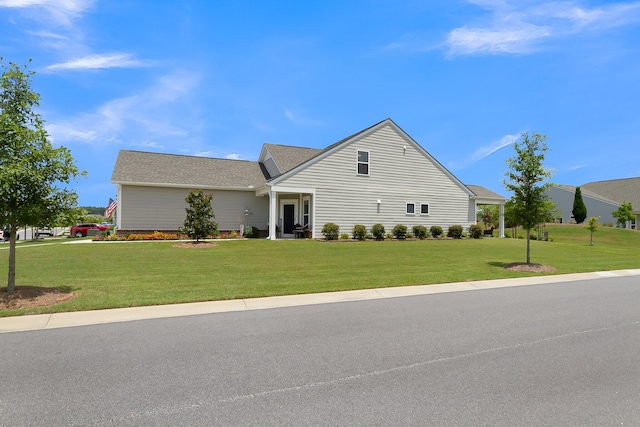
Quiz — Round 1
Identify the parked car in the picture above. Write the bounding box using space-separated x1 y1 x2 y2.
70 223 110 237
37 227 54 237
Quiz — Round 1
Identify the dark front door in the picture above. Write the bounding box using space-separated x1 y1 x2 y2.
283 204 295 234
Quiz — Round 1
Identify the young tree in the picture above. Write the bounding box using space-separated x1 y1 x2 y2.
612 201 636 228
0 59 84 293
503 132 553 264
584 216 600 246
478 205 499 229
572 186 587 224
180 190 217 241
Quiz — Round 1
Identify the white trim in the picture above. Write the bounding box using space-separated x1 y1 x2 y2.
419 203 430 216
302 196 311 229
406 202 416 215
112 181 258 192
357 149 370 176
279 199 299 238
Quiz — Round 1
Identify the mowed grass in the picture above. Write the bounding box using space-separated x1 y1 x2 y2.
1 224 639 316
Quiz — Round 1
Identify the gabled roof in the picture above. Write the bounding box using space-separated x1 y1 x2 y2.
581 177 640 210
111 150 268 189
262 144 323 177
466 185 506 200
267 118 475 196
551 184 619 206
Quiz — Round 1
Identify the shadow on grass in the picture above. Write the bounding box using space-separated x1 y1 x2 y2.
488 261 507 268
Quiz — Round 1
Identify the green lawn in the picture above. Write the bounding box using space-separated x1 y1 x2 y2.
1 224 638 317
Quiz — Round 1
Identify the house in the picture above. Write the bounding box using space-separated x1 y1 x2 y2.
111 119 507 238
547 177 640 228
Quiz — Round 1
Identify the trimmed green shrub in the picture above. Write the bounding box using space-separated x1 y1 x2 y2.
392 224 407 240
243 226 260 238
371 223 385 240
447 225 463 239
468 224 483 239
322 223 340 240
352 224 367 241
413 225 428 239
430 225 443 238
340 233 350 240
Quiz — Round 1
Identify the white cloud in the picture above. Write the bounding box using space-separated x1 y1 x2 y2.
445 1 640 56
46 53 150 72
450 133 520 170
284 109 321 126
225 153 241 160
46 69 202 148
0 0 93 26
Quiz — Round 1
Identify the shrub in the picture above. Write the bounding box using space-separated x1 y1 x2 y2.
371 223 385 240
340 233 350 240
406 232 413 239
392 224 407 240
352 224 367 241
413 225 428 239
430 225 443 238
322 223 340 240
447 225 463 239
468 224 483 239
386 233 394 239
243 226 259 238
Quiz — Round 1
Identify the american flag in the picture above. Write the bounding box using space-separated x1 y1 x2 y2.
105 197 117 218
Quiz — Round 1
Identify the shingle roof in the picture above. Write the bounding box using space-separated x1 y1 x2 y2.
553 184 620 205
111 150 268 188
466 185 506 200
581 177 640 213
262 144 323 175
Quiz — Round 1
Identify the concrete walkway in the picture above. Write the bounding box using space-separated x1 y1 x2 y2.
2 269 639 334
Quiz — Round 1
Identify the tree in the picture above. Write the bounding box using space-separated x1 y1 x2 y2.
584 216 600 246
478 205 499 229
503 132 553 264
1 59 84 293
572 187 587 224
612 201 636 228
180 189 217 241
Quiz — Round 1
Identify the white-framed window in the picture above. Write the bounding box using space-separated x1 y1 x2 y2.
406 203 415 215
420 203 429 215
357 150 369 176
303 197 310 228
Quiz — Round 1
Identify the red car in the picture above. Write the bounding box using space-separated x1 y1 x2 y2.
70 223 110 237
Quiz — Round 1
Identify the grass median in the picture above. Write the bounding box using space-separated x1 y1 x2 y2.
1 224 638 316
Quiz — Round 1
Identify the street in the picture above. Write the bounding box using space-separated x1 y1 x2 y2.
1 276 640 426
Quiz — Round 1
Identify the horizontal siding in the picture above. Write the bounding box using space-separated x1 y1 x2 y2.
277 124 473 235
547 186 618 224
120 185 269 231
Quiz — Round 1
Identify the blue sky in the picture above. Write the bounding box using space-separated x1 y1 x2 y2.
2 0 639 207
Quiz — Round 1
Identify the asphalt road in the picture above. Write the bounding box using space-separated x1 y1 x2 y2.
2 276 640 426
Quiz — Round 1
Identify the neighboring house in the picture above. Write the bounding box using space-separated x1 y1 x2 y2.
547 178 640 228
111 119 507 238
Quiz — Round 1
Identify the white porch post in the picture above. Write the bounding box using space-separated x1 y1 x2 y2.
268 189 277 240
499 202 505 238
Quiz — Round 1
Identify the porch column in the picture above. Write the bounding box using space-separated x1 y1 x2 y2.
268 190 277 240
499 202 505 238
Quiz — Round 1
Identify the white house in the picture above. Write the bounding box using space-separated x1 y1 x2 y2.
111 119 506 238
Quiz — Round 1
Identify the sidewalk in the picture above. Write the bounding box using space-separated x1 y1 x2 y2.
2 269 639 333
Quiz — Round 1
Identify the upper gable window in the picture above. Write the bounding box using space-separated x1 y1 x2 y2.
357 150 369 176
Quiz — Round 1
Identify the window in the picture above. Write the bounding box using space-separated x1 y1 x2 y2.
303 198 310 228
406 203 415 215
420 204 429 215
357 150 369 175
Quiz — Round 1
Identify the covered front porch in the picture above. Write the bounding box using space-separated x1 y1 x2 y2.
258 185 316 239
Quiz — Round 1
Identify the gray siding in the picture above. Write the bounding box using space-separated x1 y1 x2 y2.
276 124 472 236
262 155 280 179
547 186 618 224
120 185 269 231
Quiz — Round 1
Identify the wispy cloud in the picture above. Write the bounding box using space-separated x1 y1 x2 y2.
46 53 151 72
445 1 640 56
225 153 241 160
46 69 202 148
284 109 321 126
449 133 520 170
0 0 94 26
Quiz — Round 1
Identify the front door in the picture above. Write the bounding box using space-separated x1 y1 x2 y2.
279 199 298 237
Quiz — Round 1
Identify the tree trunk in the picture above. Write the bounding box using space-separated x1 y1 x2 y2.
7 224 17 293
526 228 531 264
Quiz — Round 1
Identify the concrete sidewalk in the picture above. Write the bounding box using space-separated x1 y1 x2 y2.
2 269 639 333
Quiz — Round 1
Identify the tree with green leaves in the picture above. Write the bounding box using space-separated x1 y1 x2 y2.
584 216 600 246
478 205 499 229
503 131 553 264
612 201 636 228
1 59 84 293
572 186 587 224
180 190 217 241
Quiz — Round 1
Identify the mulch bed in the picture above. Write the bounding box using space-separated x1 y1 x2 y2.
1 286 76 310
503 262 556 272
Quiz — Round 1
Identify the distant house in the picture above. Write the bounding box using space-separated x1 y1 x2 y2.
111 119 507 238
547 177 640 228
